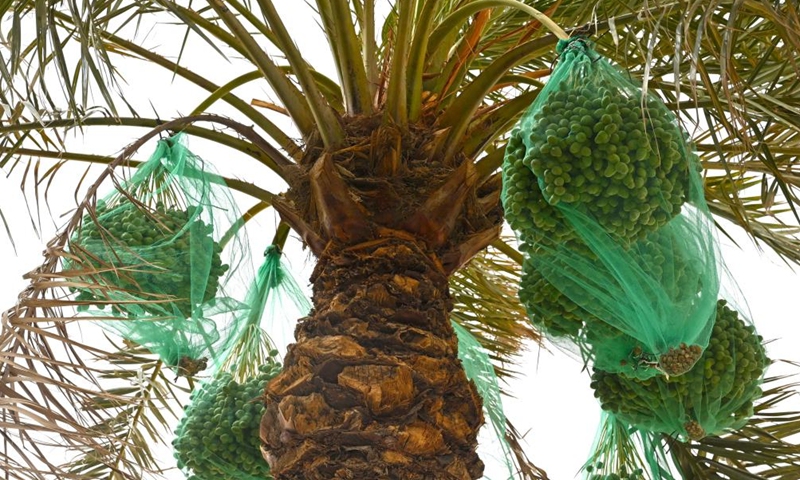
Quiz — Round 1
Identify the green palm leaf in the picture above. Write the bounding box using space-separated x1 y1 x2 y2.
0 0 798 477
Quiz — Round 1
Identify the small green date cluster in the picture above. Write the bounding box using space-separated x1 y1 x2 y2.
502 131 574 250
517 248 592 338
72 200 228 318
173 363 282 479
584 461 645 480
590 300 767 440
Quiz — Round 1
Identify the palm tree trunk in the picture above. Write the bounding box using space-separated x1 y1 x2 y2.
261 238 485 479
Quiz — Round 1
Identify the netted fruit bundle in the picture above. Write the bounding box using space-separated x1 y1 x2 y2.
518 243 593 338
173 363 282 479
67 134 252 376
519 219 717 380
73 200 228 318
590 300 768 440
511 37 698 243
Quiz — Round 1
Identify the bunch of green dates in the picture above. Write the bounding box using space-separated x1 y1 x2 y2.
502 130 574 250
521 81 694 241
517 226 697 341
584 461 644 480
173 363 282 479
73 200 228 318
517 244 591 337
591 300 768 440
502 39 699 247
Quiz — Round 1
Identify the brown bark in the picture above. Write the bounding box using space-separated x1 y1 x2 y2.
263 116 504 478
261 239 485 479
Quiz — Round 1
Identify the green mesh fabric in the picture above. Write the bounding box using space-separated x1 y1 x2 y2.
69 133 250 375
174 243 311 479
590 300 768 441
582 413 674 480
452 321 514 478
216 245 311 377
502 37 720 379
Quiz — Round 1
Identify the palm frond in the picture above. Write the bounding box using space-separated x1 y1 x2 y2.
0 117 270 478
449 238 541 379
68 349 185 480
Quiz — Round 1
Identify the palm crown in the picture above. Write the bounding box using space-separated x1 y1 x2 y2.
0 1 799 479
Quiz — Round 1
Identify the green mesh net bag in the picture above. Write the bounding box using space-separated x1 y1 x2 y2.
503 37 720 379
590 300 769 441
216 244 311 374
173 243 311 480
452 321 515 478
68 133 250 375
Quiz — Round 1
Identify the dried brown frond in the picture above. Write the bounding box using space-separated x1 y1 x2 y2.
0 116 244 479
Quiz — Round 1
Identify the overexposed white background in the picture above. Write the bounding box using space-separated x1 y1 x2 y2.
0 3 799 479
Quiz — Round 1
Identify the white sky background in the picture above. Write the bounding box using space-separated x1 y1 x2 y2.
0 2 799 479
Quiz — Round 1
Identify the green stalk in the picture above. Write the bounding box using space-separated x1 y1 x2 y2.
283 66 345 112
428 0 567 61
407 0 441 121
220 201 272 249
258 0 345 148
385 0 418 126
208 0 316 140
0 147 277 204
362 0 378 99
314 1 343 96
463 89 539 158
492 239 524 265
438 36 556 160
327 0 374 114
475 147 505 181
0 117 290 181
429 8 494 113
271 221 291 251
190 71 264 116
94 27 302 159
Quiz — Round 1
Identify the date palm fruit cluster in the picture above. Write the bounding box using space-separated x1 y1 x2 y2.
73 200 228 318
520 80 693 241
590 300 768 440
504 37 718 380
518 224 711 378
502 40 696 248
173 363 281 479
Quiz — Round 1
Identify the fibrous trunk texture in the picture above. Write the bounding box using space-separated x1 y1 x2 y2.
261 239 485 479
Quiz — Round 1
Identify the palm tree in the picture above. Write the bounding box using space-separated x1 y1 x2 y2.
0 1 799 479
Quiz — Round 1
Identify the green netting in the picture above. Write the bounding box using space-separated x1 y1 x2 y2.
69 133 250 374
216 244 311 377
502 37 720 379
173 243 311 480
582 413 674 480
452 321 514 479
590 300 768 441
